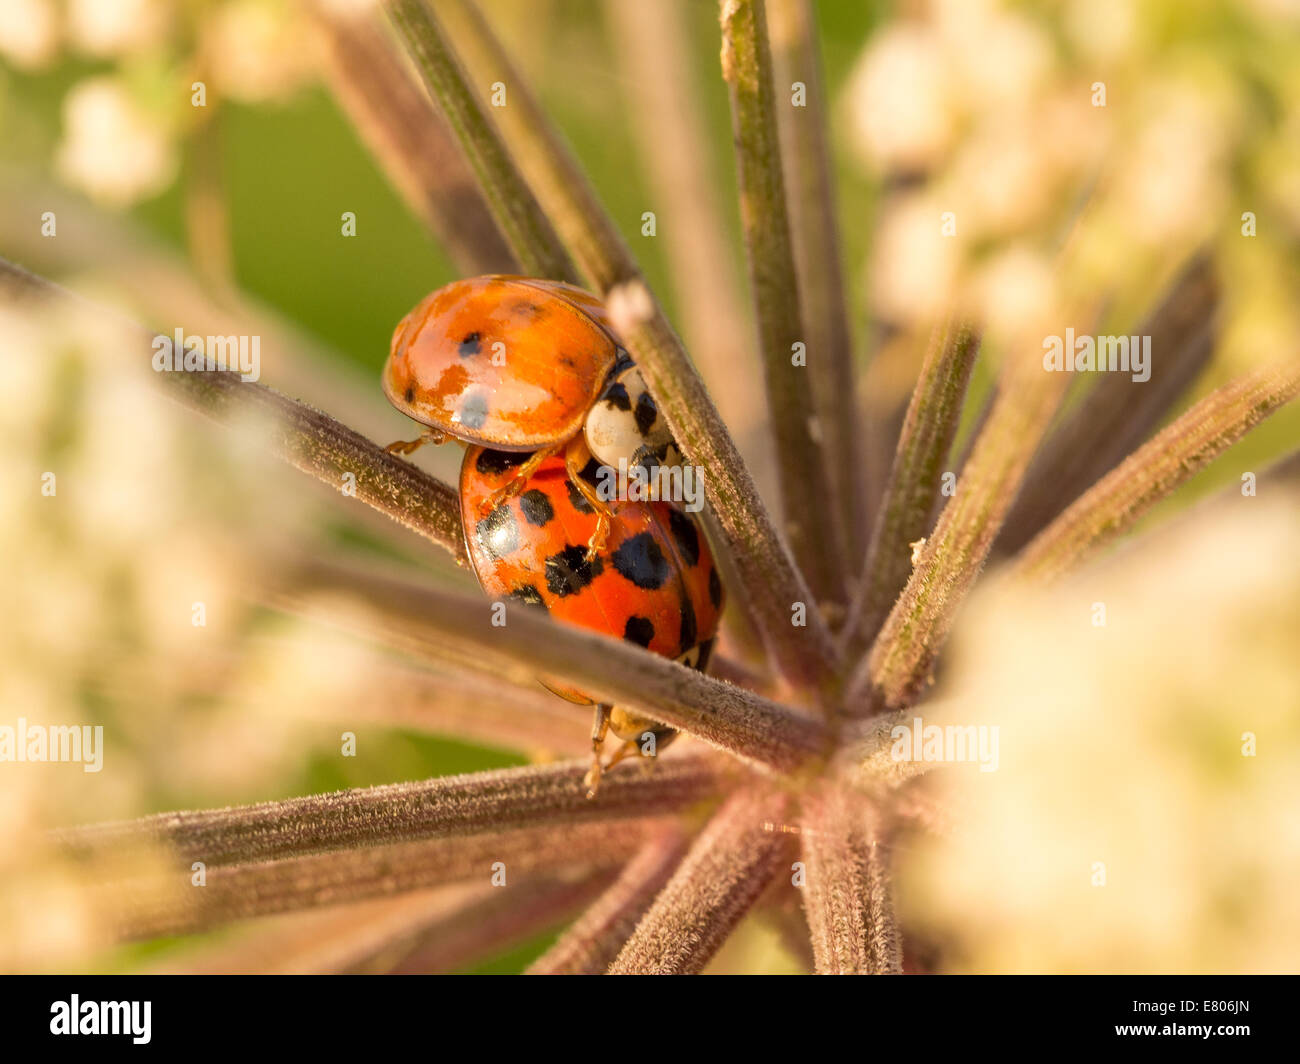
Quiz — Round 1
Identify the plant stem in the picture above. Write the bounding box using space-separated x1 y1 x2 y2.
767 0 866 572
801 788 902 974
846 347 1072 712
430 0 841 693
385 0 577 281
840 709 937 790
839 319 979 662
0 255 467 563
603 0 765 465
54 754 725 867
526 825 690 974
1015 360 1300 582
151 887 488 974
94 820 667 940
374 873 615 974
720 0 847 609
998 254 1219 553
271 651 596 758
315 3 517 275
607 786 794 973
278 557 830 772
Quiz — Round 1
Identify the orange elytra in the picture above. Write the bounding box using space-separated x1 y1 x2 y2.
383 276 622 452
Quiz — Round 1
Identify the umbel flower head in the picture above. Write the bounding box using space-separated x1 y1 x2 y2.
0 0 1298 974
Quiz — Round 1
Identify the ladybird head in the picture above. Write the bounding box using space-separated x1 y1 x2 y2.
584 361 684 493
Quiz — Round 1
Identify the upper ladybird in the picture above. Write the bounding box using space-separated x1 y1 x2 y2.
383 276 622 451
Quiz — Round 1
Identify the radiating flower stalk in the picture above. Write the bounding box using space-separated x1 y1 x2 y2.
3 0 1298 975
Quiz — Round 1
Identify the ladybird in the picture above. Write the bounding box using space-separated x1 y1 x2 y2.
383 276 687 549
460 442 724 797
383 276 619 454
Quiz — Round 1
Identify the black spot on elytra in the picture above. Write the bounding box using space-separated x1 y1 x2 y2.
678 596 697 651
623 615 656 647
545 544 603 596
611 532 670 590
708 566 723 609
457 391 490 430
475 505 519 560
510 300 545 322
519 489 554 527
667 508 700 566
602 381 632 411
565 476 596 514
458 332 481 357
475 449 529 477
507 585 547 611
403 386 415 403
634 391 658 436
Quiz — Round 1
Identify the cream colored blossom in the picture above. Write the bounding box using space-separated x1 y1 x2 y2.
0 0 58 69
844 24 953 173
1112 80 1236 243
942 116 1054 238
869 194 960 323
66 0 169 56
55 78 178 206
899 496 1300 973
314 0 381 16
205 0 314 104
1064 0 1138 62
974 246 1056 340
940 10 1052 112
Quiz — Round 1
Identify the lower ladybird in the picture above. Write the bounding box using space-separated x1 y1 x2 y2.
459 443 724 797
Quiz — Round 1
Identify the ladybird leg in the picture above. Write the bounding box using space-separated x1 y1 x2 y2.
384 428 447 456
583 703 611 800
601 739 640 775
563 436 615 560
480 443 563 514
586 511 612 562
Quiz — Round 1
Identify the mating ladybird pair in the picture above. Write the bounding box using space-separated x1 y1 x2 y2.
382 276 722 796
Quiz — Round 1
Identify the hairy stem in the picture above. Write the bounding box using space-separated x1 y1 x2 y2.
720 0 846 607
847 349 1071 711
607 786 794 974
839 709 936 791
280 556 831 771
840 319 979 662
93 820 668 941
374 873 616 973
767 0 866 574
0 256 467 563
1015 360 1300 581
151 887 487 974
801 789 902 974
385 0 576 280
527 825 690 974
315 2 517 275
55 755 725 867
274 652 595 758
432 0 840 693
603 0 764 461
998 254 1219 553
